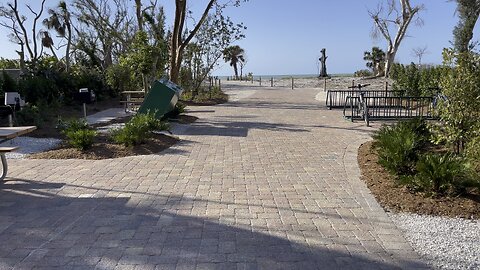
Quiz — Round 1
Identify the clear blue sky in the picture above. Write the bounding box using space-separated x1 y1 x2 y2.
0 0 478 76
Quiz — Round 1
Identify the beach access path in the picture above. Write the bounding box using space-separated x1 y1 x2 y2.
0 81 429 269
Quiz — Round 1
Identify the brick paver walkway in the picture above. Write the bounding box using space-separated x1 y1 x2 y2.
0 83 429 269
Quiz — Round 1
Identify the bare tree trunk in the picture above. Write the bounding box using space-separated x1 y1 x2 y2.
370 0 422 77
169 0 215 84
65 22 72 73
135 0 143 32
233 63 239 80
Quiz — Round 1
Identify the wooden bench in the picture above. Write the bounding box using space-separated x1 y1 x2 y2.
0 146 19 181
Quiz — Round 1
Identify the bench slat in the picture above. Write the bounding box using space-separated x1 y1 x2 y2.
0 146 19 152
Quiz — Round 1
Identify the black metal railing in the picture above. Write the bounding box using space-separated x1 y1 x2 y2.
326 90 403 109
343 96 435 124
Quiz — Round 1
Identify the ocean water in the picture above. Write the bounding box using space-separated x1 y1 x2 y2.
218 73 353 80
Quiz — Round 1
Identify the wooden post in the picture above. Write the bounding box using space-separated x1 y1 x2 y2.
270 77 273 87
385 81 389 91
324 78 327 92
219 79 221 91
291 77 294 90
251 76 254 84
260 77 262 86
352 80 355 89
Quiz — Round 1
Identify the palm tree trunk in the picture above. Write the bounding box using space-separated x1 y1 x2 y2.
233 63 239 80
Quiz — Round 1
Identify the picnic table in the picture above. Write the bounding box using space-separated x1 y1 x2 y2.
0 126 36 181
121 91 145 112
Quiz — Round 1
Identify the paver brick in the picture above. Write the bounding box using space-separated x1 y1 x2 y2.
1 84 428 269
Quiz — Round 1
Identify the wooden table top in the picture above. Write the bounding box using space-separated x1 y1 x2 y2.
0 126 37 139
121 91 145 94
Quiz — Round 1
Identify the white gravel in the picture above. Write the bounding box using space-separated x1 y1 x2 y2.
389 213 480 270
0 136 61 159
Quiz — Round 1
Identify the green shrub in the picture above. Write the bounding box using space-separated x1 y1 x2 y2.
373 118 429 176
354 69 373 77
112 112 169 147
437 49 480 153
59 119 96 150
64 129 96 150
390 63 444 97
410 153 479 195
374 124 420 176
16 105 44 127
59 118 89 133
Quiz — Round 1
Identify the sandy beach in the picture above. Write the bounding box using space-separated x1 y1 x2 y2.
226 76 393 91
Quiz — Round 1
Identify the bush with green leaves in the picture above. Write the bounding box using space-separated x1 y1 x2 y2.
354 69 373 78
64 129 97 151
437 49 480 153
410 153 479 195
373 118 429 176
112 112 169 147
15 104 49 127
60 119 96 150
390 63 444 97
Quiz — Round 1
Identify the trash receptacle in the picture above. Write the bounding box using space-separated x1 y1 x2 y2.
138 78 183 119
74 88 95 104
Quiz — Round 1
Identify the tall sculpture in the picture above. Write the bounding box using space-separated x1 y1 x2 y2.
319 48 328 78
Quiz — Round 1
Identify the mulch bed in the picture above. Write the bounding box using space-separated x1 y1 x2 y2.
358 140 480 219
28 133 179 160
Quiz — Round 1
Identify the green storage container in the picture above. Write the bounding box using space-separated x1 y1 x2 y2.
138 78 183 119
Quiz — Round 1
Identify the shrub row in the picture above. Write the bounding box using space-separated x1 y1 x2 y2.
60 112 170 150
373 118 479 195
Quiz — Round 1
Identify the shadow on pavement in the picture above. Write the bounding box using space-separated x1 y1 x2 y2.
0 179 427 269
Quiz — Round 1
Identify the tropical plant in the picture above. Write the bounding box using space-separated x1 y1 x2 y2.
43 1 73 72
223 45 245 80
373 121 423 176
411 153 478 195
363 47 385 76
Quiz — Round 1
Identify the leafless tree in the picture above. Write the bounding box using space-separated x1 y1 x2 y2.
411 46 429 65
0 0 46 70
369 0 424 77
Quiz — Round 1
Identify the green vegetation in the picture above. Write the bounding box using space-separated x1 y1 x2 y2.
112 112 169 147
223 45 246 80
60 119 96 150
389 63 444 96
373 119 428 176
436 49 480 153
373 118 479 196
363 47 385 76
354 69 373 78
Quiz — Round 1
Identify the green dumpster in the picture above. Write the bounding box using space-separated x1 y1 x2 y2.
138 78 183 119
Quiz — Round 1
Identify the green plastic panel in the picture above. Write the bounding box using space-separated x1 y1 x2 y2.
138 78 183 119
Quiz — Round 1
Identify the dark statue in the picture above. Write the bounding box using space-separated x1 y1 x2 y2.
319 48 328 78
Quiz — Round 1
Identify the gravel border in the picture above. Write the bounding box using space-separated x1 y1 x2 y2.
389 213 480 270
0 136 62 159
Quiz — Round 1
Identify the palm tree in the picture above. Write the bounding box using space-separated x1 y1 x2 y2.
363 47 386 76
43 1 72 72
223 45 245 80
